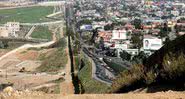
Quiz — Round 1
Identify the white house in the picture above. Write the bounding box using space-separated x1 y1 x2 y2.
6 22 20 37
0 22 20 37
112 29 127 40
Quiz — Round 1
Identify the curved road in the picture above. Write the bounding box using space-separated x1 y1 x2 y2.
82 50 112 85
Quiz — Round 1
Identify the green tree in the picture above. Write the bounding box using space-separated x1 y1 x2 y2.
111 64 145 93
104 24 114 30
159 23 171 38
79 19 92 25
132 51 148 64
98 37 104 50
120 50 131 61
132 19 142 29
0 41 8 48
131 34 142 48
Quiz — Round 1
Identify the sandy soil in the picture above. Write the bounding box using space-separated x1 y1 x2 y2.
0 23 72 95
1 92 185 99
0 49 63 91
16 50 39 61
0 49 10 57
59 37 74 94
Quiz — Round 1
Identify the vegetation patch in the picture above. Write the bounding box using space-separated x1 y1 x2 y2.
31 26 52 40
50 77 65 84
111 35 185 93
36 84 60 94
27 47 42 51
78 54 110 94
0 6 53 24
74 56 80 70
0 41 26 50
20 50 27 54
104 59 126 75
110 64 145 93
36 38 67 73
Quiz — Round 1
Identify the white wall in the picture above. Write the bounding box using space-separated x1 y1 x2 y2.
112 30 127 40
143 38 162 50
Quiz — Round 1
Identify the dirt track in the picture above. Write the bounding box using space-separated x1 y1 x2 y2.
60 46 74 94
55 23 74 94
0 49 63 91
59 26 74 94
0 23 68 92
2 92 185 99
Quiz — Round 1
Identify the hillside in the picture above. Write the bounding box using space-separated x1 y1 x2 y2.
144 35 185 84
0 89 185 99
144 35 185 70
111 35 185 93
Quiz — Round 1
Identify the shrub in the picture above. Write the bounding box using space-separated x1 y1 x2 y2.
111 64 145 92
37 38 67 73
78 54 110 93
162 52 185 80
145 70 156 85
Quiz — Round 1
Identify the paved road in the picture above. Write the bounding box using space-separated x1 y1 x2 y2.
71 21 114 85
82 48 113 85
65 4 115 85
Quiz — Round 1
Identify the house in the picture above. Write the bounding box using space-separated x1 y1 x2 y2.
149 29 160 35
0 27 9 37
6 22 20 37
171 10 180 16
97 31 112 42
124 23 135 30
111 29 127 41
0 22 20 37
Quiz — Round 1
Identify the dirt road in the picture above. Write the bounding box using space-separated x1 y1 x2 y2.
3 92 185 99
0 22 71 92
59 37 74 94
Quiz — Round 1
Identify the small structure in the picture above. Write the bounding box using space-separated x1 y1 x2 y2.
97 31 112 42
6 22 20 37
111 29 127 41
0 22 20 37
0 27 9 37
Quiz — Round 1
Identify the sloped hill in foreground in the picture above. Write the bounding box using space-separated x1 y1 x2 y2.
1 91 185 99
111 35 185 93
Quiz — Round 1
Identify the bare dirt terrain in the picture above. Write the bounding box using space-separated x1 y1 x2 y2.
0 49 11 57
16 50 39 61
0 22 74 95
0 27 63 92
58 23 74 94
60 40 74 94
0 48 63 91
0 91 185 99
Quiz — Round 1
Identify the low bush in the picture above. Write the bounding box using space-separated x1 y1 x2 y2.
36 38 67 73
